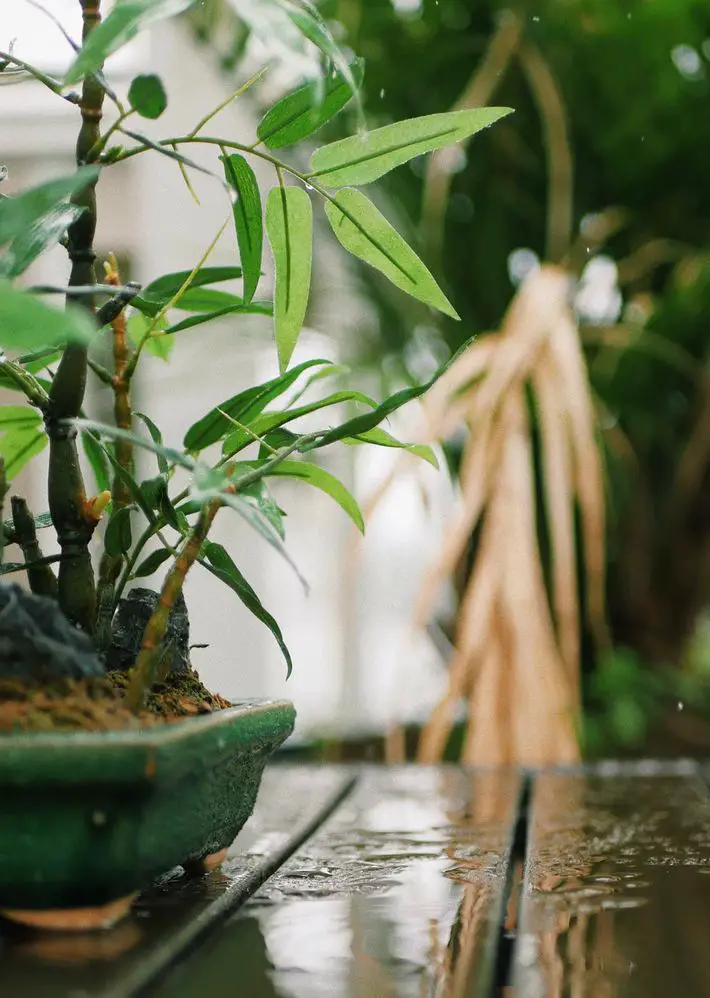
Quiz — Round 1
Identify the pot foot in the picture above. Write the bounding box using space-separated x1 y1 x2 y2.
184 848 228 876
1 893 137 932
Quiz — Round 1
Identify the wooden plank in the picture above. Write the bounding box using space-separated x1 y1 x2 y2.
151 766 523 998
0 765 354 998
514 761 710 997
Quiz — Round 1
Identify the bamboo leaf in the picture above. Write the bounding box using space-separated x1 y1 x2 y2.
135 266 244 314
126 312 173 361
133 546 173 578
325 188 458 319
72 419 195 470
344 426 439 467
0 168 99 246
81 428 111 492
0 203 83 278
0 283 96 350
222 389 377 456
104 506 133 557
240 458 364 532
0 406 47 480
222 154 263 303
257 58 364 150
310 107 513 188
134 411 169 474
65 0 196 85
164 301 272 334
201 541 293 676
128 73 167 119
266 185 313 372
184 357 329 452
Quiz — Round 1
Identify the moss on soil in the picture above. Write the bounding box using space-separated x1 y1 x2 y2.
0 669 231 733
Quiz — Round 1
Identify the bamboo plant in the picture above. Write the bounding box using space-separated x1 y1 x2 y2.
0 0 511 711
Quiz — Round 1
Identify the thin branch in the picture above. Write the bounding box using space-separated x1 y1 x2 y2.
187 65 268 137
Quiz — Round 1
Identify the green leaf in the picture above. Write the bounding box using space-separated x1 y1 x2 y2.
133 546 173 578
266 186 313 372
284 2 361 106
0 203 83 278
65 0 196 85
184 357 329 452
134 411 168 473
222 390 378 457
310 107 513 188
2 510 53 538
81 428 112 492
222 154 263 304
344 426 439 468
72 419 195 470
240 480 286 539
164 301 272 334
0 168 100 246
0 282 95 351
0 406 47 480
240 458 364 532
325 189 458 319
98 442 159 527
126 312 172 361
128 74 167 119
0 562 30 576
139 474 169 510
104 506 133 557
258 58 365 150
304 338 474 451
174 288 248 312
136 266 244 314
201 540 293 677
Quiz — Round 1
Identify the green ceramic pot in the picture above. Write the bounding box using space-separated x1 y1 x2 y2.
0 699 294 924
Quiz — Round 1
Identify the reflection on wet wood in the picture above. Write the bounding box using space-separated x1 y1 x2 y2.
0 766 354 998
513 761 710 997
152 766 523 998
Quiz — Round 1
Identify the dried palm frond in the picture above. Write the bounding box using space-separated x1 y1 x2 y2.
411 264 607 766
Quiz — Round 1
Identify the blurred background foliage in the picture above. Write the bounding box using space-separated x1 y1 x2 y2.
202 0 710 756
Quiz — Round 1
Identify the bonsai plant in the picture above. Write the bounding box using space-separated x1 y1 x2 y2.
0 0 509 929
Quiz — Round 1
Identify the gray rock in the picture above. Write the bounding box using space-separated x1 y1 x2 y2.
107 587 190 675
0 583 104 680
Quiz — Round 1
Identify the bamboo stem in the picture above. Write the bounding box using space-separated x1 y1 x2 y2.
95 255 135 647
125 499 222 711
10 496 59 599
46 0 105 632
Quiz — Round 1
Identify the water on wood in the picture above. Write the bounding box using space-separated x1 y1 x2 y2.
515 762 710 997
153 767 522 998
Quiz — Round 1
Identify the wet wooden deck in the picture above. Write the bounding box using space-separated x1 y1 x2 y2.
3 761 710 997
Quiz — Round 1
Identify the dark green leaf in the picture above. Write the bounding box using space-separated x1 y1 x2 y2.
222 154 263 304
310 107 513 188
304 338 474 451
183 357 329 452
104 506 133 557
65 0 196 85
0 562 28 576
325 189 458 319
139 475 169 509
98 442 159 527
81 428 112 492
0 283 96 351
164 301 272 334
201 540 292 676
266 185 313 372
128 73 167 119
344 426 439 468
134 411 168 473
258 58 364 150
222 389 377 456
239 458 364 532
136 266 244 314
2 509 53 539
133 546 173 578
284 2 361 108
73 419 195 469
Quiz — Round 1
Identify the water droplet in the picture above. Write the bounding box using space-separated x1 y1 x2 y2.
379 88 385 99
678 701 684 711
532 15 540 22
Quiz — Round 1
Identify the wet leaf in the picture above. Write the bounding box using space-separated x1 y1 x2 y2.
105 506 133 557
222 154 263 303
325 188 458 319
310 107 513 188
266 185 313 372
